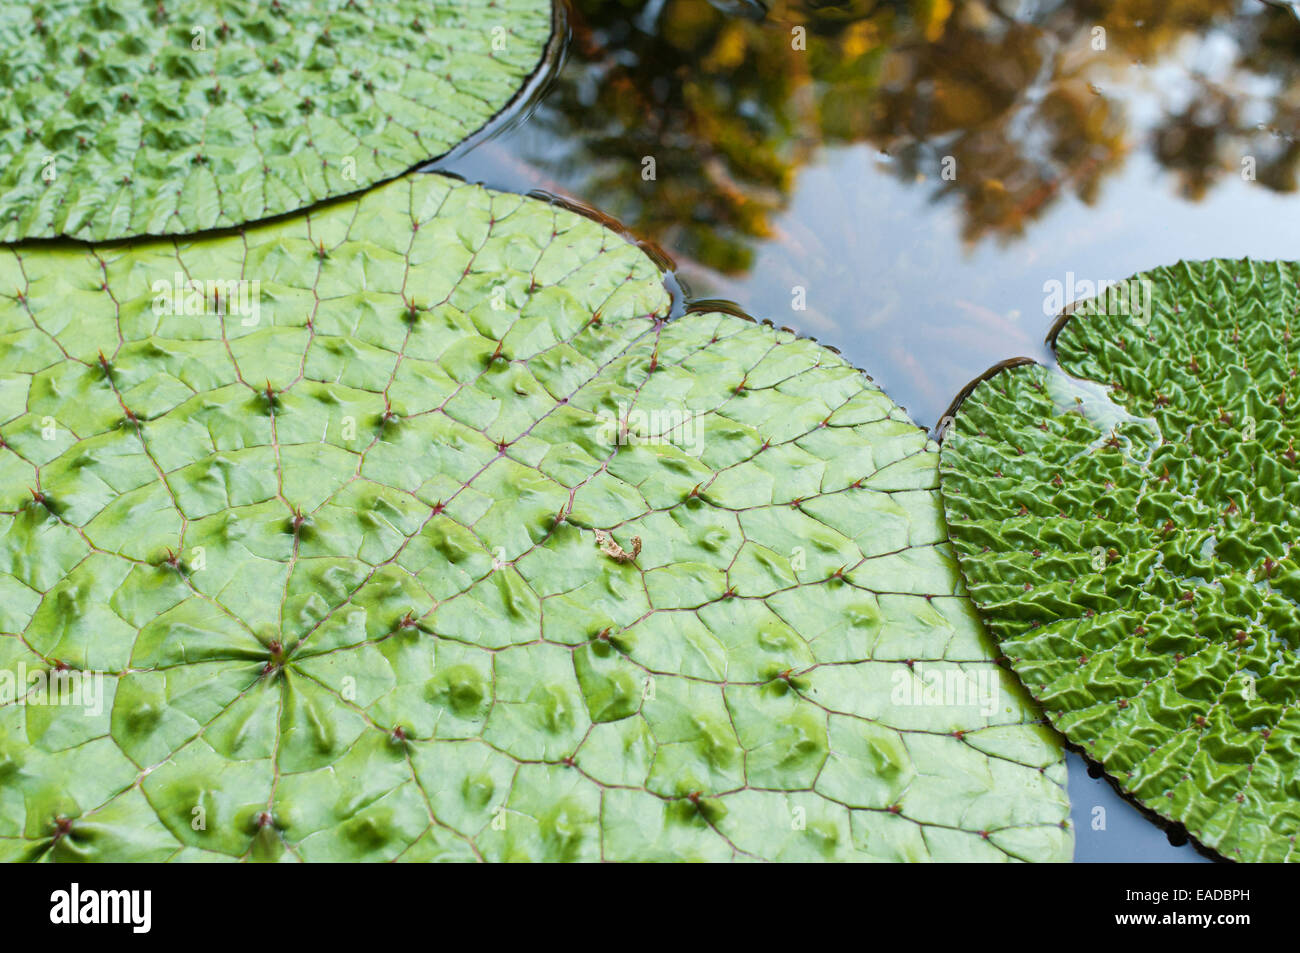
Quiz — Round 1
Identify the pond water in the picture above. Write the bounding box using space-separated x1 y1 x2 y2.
436 0 1300 862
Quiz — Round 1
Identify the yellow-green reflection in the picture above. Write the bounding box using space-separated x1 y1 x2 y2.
442 0 1300 429
512 0 1299 268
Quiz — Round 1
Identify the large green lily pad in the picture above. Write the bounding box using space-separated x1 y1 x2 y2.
0 0 553 241
0 172 1069 861
940 258 1300 862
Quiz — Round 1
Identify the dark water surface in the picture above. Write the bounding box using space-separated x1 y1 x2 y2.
437 0 1300 861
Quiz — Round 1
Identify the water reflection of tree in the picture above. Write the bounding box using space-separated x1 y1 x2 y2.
530 0 1300 271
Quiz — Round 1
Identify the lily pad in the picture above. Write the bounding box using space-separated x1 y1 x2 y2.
0 0 553 241
0 171 1070 861
940 258 1300 861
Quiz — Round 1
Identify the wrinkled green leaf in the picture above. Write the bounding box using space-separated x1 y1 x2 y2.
0 0 552 241
0 172 1069 861
940 258 1300 862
